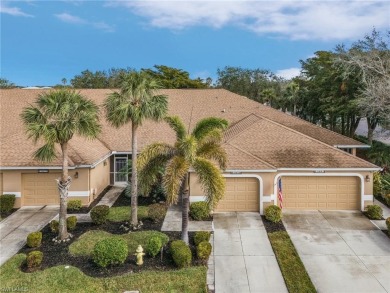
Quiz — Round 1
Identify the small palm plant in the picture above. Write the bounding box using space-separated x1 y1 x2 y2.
21 89 101 240
138 116 228 243
104 71 168 226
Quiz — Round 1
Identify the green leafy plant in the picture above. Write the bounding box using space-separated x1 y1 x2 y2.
67 199 82 211
148 203 167 222
50 220 59 233
146 236 162 257
196 241 212 261
90 205 110 225
26 251 43 269
66 216 77 231
265 205 282 223
27 232 42 248
170 240 192 268
365 205 383 220
190 202 211 221
386 217 390 233
92 237 128 268
0 194 16 213
194 231 211 246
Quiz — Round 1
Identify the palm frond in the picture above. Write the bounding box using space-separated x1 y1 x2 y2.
138 154 170 196
193 157 225 209
139 94 168 124
196 142 227 170
192 117 228 141
164 116 187 140
33 143 57 162
178 135 197 164
103 92 132 127
137 143 176 169
163 156 189 205
197 128 224 146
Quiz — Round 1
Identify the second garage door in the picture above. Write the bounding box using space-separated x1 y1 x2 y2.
282 176 360 210
22 173 60 206
215 177 259 212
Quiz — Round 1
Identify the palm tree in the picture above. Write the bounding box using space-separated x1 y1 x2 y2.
103 72 168 226
137 116 228 243
21 89 101 240
285 81 300 116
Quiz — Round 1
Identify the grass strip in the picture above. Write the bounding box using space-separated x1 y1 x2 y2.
268 231 316 293
107 206 149 222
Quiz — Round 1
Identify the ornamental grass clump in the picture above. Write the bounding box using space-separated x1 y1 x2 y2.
265 205 282 223
365 205 383 220
190 202 211 221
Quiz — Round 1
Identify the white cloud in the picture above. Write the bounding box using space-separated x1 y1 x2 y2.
0 2 33 17
108 0 389 40
276 67 301 79
55 12 115 32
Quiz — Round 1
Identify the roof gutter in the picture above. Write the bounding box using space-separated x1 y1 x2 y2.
277 167 381 171
334 144 371 149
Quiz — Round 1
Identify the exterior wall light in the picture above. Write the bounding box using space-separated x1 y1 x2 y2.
74 171 79 179
365 175 370 182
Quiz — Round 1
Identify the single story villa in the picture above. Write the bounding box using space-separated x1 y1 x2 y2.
0 89 379 214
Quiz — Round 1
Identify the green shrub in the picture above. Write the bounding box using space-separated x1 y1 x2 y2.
194 231 211 246
92 237 128 268
67 199 82 211
0 194 16 213
50 220 59 233
386 217 390 232
196 241 212 261
27 232 42 248
170 240 192 268
66 216 77 231
26 251 43 269
383 193 390 206
265 205 282 223
148 203 167 222
146 236 162 257
366 205 383 220
190 202 210 221
90 205 110 225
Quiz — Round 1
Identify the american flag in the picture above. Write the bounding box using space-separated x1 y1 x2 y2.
278 178 283 209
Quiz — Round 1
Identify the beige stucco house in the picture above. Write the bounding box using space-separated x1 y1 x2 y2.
0 89 379 214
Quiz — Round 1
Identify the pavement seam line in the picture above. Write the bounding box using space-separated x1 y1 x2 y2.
237 212 251 293
0 208 42 240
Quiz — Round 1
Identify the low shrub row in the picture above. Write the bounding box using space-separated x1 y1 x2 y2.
50 216 78 233
0 194 16 213
365 205 383 220
190 202 211 221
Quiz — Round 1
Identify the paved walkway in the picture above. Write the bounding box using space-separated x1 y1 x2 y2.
283 210 390 293
161 205 213 231
372 198 390 230
0 206 59 266
213 212 287 293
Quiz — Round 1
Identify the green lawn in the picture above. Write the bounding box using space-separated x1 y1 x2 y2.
0 254 207 293
107 206 149 222
69 230 169 256
268 231 316 293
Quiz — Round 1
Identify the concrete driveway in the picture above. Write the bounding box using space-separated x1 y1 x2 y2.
283 210 390 293
0 206 59 266
213 212 287 293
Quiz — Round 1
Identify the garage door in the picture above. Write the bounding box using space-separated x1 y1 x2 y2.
22 173 60 206
282 176 360 210
215 177 259 212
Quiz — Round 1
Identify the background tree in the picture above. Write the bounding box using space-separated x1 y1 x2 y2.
137 116 228 243
21 89 101 240
104 71 168 226
0 78 16 89
142 65 209 88
335 29 390 144
70 68 134 89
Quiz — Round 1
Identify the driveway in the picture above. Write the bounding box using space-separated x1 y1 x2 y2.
283 210 390 293
0 206 59 266
213 212 287 293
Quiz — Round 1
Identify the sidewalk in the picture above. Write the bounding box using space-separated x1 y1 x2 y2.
0 206 59 266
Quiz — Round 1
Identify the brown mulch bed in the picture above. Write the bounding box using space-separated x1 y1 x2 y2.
19 219 202 278
261 216 286 233
67 186 112 214
112 191 160 208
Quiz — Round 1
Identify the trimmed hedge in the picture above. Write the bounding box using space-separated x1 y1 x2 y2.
146 236 162 257
265 205 282 223
196 241 212 261
170 240 192 268
190 202 210 221
148 203 167 222
26 251 43 269
194 231 210 246
0 194 16 213
27 232 42 248
91 205 110 225
92 237 128 268
66 216 77 231
67 199 82 211
366 205 383 220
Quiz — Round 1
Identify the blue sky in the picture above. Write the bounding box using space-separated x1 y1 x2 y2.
1 0 389 86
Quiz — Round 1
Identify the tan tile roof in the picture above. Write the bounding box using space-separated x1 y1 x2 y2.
0 88 375 169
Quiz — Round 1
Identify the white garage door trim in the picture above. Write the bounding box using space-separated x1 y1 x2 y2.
223 174 264 213
273 173 365 211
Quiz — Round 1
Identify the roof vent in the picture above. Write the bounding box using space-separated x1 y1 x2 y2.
222 109 226 113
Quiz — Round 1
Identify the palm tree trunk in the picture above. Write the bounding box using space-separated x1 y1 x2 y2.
367 117 378 146
181 173 190 244
58 142 70 240
131 123 138 226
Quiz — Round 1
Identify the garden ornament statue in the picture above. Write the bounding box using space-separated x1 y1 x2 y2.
135 245 145 265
